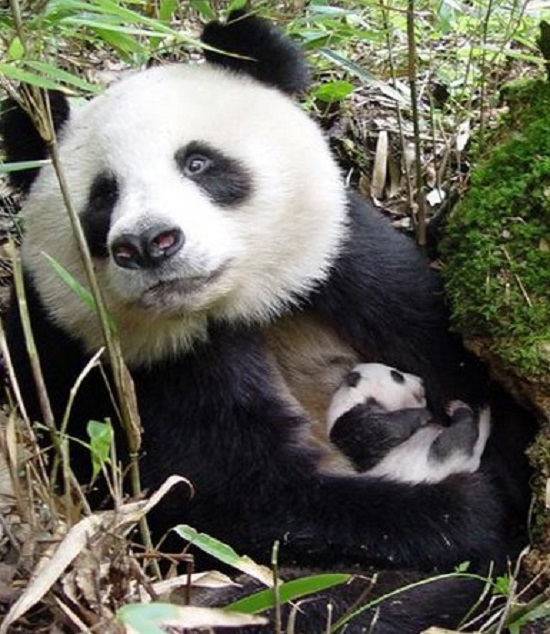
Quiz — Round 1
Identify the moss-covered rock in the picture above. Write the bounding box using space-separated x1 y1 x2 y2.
441 79 550 382
441 80 550 579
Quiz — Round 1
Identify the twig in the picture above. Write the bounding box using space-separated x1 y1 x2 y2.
272 540 282 634
406 0 427 246
9 240 74 512
502 247 533 307
478 0 495 149
379 0 414 211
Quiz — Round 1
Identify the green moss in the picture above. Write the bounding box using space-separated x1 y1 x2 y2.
441 81 550 380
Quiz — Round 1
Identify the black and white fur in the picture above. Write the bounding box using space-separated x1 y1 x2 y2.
1 11 535 633
327 363 491 483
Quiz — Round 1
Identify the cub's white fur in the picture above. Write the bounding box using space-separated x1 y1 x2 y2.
328 363 491 483
22 64 347 366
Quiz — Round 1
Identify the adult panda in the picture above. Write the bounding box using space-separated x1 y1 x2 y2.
1 10 534 633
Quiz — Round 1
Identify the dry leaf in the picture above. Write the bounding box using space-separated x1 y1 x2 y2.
455 120 470 152
0 475 187 633
371 130 388 200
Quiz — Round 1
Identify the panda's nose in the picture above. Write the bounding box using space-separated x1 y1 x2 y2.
111 226 185 270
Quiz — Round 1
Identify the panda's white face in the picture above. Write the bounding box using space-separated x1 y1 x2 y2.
21 64 347 366
327 363 427 432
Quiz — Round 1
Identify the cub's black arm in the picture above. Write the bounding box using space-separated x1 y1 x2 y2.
330 404 432 470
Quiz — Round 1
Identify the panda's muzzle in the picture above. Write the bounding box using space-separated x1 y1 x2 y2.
111 226 185 270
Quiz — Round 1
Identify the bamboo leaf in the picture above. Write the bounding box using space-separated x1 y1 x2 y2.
42 252 117 333
226 573 351 614
158 0 177 22
0 63 60 90
190 1 216 20
174 525 273 587
23 61 100 93
7 36 25 61
0 160 51 173
117 603 267 633
313 80 354 103
92 27 147 55
87 420 113 480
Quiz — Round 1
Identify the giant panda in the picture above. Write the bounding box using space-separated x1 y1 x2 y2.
327 362 492 482
0 10 536 633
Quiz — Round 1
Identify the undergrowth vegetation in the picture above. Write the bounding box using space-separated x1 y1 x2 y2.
442 79 550 379
1 1 550 632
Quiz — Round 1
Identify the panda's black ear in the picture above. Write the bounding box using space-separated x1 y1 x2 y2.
0 90 70 193
201 10 309 95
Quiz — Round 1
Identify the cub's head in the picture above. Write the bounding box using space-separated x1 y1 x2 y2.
327 363 427 432
3 12 347 366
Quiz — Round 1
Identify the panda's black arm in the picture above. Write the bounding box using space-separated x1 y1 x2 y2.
330 404 433 471
309 193 488 413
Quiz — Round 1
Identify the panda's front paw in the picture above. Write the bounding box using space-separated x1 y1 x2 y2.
446 400 473 424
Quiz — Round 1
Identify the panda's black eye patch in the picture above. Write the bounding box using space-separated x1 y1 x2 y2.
390 370 405 384
345 371 361 388
81 172 118 259
175 141 252 207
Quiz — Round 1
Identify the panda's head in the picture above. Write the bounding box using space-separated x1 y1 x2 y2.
4 12 347 366
327 363 427 432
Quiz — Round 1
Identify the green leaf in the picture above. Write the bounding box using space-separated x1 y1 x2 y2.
226 573 351 614
454 561 470 573
42 252 117 333
313 80 354 103
0 63 61 91
60 18 170 38
7 37 25 61
158 0 177 22
318 49 410 105
87 419 113 480
43 253 96 312
0 160 51 173
23 61 100 93
227 0 248 11
190 1 216 20
174 525 273 586
319 48 378 82
92 27 147 56
79 0 177 35
493 574 511 596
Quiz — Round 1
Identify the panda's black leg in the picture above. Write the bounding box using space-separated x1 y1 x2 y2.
330 404 432 471
429 401 478 461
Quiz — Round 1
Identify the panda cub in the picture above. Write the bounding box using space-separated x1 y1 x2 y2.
327 363 491 483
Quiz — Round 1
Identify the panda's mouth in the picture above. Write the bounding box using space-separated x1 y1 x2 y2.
139 265 228 309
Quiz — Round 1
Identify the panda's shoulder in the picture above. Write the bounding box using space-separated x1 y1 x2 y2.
317 192 440 305
343 193 431 271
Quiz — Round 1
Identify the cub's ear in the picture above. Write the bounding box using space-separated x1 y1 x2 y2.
201 10 309 95
0 90 70 193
